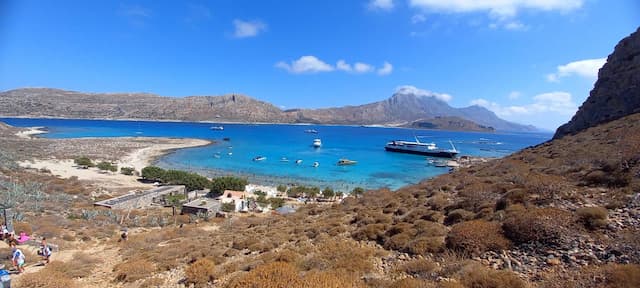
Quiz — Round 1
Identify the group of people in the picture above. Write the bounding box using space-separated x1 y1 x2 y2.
2 224 51 274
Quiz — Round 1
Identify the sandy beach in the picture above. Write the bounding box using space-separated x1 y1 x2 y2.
17 138 211 189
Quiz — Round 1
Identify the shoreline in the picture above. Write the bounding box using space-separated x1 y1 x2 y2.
18 137 212 189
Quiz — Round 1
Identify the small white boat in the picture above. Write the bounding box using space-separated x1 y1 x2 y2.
312 161 319 167
304 129 318 134
280 157 289 162
253 156 267 161
337 159 357 166
312 138 322 148
295 159 303 164
210 126 224 130
228 152 233 156
213 153 221 159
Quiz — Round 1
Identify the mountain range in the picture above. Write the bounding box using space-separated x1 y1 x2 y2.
0 87 536 132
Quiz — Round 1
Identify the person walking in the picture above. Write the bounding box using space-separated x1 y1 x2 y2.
10 242 25 274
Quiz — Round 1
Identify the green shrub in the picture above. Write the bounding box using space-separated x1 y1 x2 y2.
209 176 248 196
96 161 117 172
268 197 285 209
221 202 236 212
446 220 510 255
73 156 93 167
576 206 608 230
141 166 166 181
120 167 135 176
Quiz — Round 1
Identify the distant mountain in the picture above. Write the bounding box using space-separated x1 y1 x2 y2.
0 87 536 131
287 90 536 131
555 27 640 139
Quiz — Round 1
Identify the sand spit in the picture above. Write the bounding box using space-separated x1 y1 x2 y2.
17 138 211 189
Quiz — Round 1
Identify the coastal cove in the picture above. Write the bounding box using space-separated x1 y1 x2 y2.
1 117 551 190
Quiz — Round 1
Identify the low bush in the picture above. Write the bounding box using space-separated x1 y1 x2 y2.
96 161 117 172
225 262 302 288
576 206 608 229
114 259 156 282
120 167 135 175
444 209 475 225
73 156 93 167
459 263 528 288
605 264 640 288
503 207 574 246
397 258 438 277
185 258 216 287
446 220 510 255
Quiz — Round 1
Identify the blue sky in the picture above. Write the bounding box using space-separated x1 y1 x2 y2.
0 0 638 130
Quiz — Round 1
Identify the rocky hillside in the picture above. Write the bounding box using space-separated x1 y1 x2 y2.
408 116 495 132
0 88 292 123
0 87 534 131
555 27 640 139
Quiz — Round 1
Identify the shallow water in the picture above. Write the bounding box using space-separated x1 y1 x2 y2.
2 118 551 191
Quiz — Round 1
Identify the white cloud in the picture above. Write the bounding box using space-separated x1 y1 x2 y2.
369 0 394 10
354 62 374 73
336 60 352 72
508 91 521 100
409 0 583 18
546 58 606 82
278 57 392 76
275 56 334 74
411 14 427 24
395 85 452 102
377 62 393 75
471 91 577 117
504 20 527 30
233 19 267 38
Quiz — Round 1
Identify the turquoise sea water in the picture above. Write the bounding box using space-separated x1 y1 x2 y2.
1 118 551 191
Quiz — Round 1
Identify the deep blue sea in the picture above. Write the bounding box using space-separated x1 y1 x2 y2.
1 118 551 191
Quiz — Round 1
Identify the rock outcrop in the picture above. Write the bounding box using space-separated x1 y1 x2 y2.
554 27 640 139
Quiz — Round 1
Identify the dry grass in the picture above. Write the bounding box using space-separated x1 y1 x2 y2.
15 268 79 288
46 252 99 278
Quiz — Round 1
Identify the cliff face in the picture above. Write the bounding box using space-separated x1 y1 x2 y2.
0 87 534 131
554 27 640 139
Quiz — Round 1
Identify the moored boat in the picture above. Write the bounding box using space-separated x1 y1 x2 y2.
337 159 357 166
384 137 458 158
210 126 224 130
304 129 318 134
312 138 322 148
253 156 266 161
